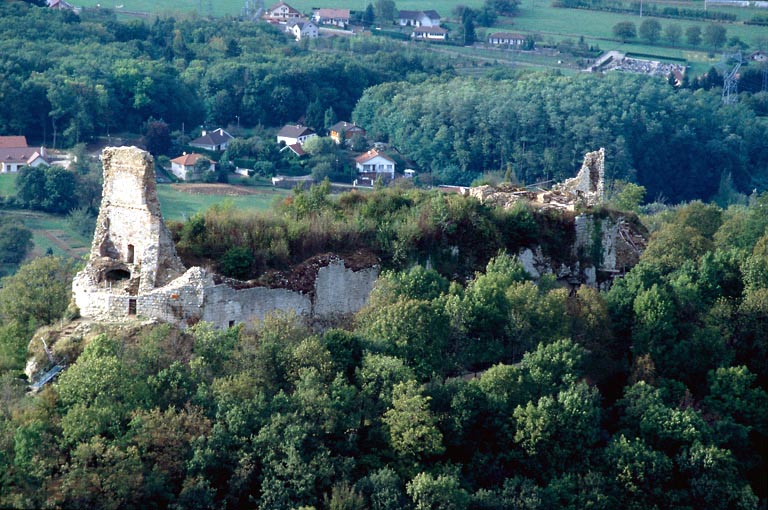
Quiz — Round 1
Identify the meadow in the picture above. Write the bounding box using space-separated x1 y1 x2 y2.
156 183 289 221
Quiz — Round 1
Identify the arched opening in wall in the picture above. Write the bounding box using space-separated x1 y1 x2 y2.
104 269 131 282
128 299 137 315
127 244 135 263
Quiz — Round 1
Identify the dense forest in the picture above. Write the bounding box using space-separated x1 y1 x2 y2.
353 74 768 201
0 187 766 509
1 2 767 204
0 2 449 146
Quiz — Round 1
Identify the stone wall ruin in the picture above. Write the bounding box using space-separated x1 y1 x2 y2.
73 147 379 329
469 148 646 285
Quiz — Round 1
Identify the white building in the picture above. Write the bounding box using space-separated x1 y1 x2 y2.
355 149 395 181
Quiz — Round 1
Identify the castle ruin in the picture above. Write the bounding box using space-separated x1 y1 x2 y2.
73 146 644 328
72 147 379 329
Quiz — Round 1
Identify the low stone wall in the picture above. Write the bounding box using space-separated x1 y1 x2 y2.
74 259 379 329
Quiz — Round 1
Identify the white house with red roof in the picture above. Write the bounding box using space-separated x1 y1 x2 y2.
170 153 212 181
0 136 49 173
281 143 307 158
0 148 49 173
264 1 302 22
355 149 395 181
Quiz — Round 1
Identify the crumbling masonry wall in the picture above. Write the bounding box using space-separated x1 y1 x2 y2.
553 147 605 207
73 147 379 329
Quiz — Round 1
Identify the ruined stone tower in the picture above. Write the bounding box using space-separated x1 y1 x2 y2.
73 147 187 317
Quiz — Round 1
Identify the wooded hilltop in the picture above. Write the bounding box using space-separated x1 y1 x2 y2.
0 2 767 509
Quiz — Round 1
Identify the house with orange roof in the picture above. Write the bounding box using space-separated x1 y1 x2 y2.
0 136 29 148
355 149 395 182
170 153 213 181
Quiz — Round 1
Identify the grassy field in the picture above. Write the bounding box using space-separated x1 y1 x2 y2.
76 0 244 17
156 183 289 222
0 174 16 196
0 210 91 260
513 4 767 47
74 0 486 16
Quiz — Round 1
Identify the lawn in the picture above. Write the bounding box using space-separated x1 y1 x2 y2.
156 183 289 222
0 174 16 196
76 0 244 17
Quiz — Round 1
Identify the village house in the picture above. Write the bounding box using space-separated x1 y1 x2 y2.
355 149 395 182
0 136 49 173
488 32 527 46
0 148 49 173
329 121 366 144
412 26 448 41
398 10 441 27
312 8 350 27
277 124 317 146
263 1 302 22
286 20 319 41
280 143 307 157
189 128 233 152
170 153 212 181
